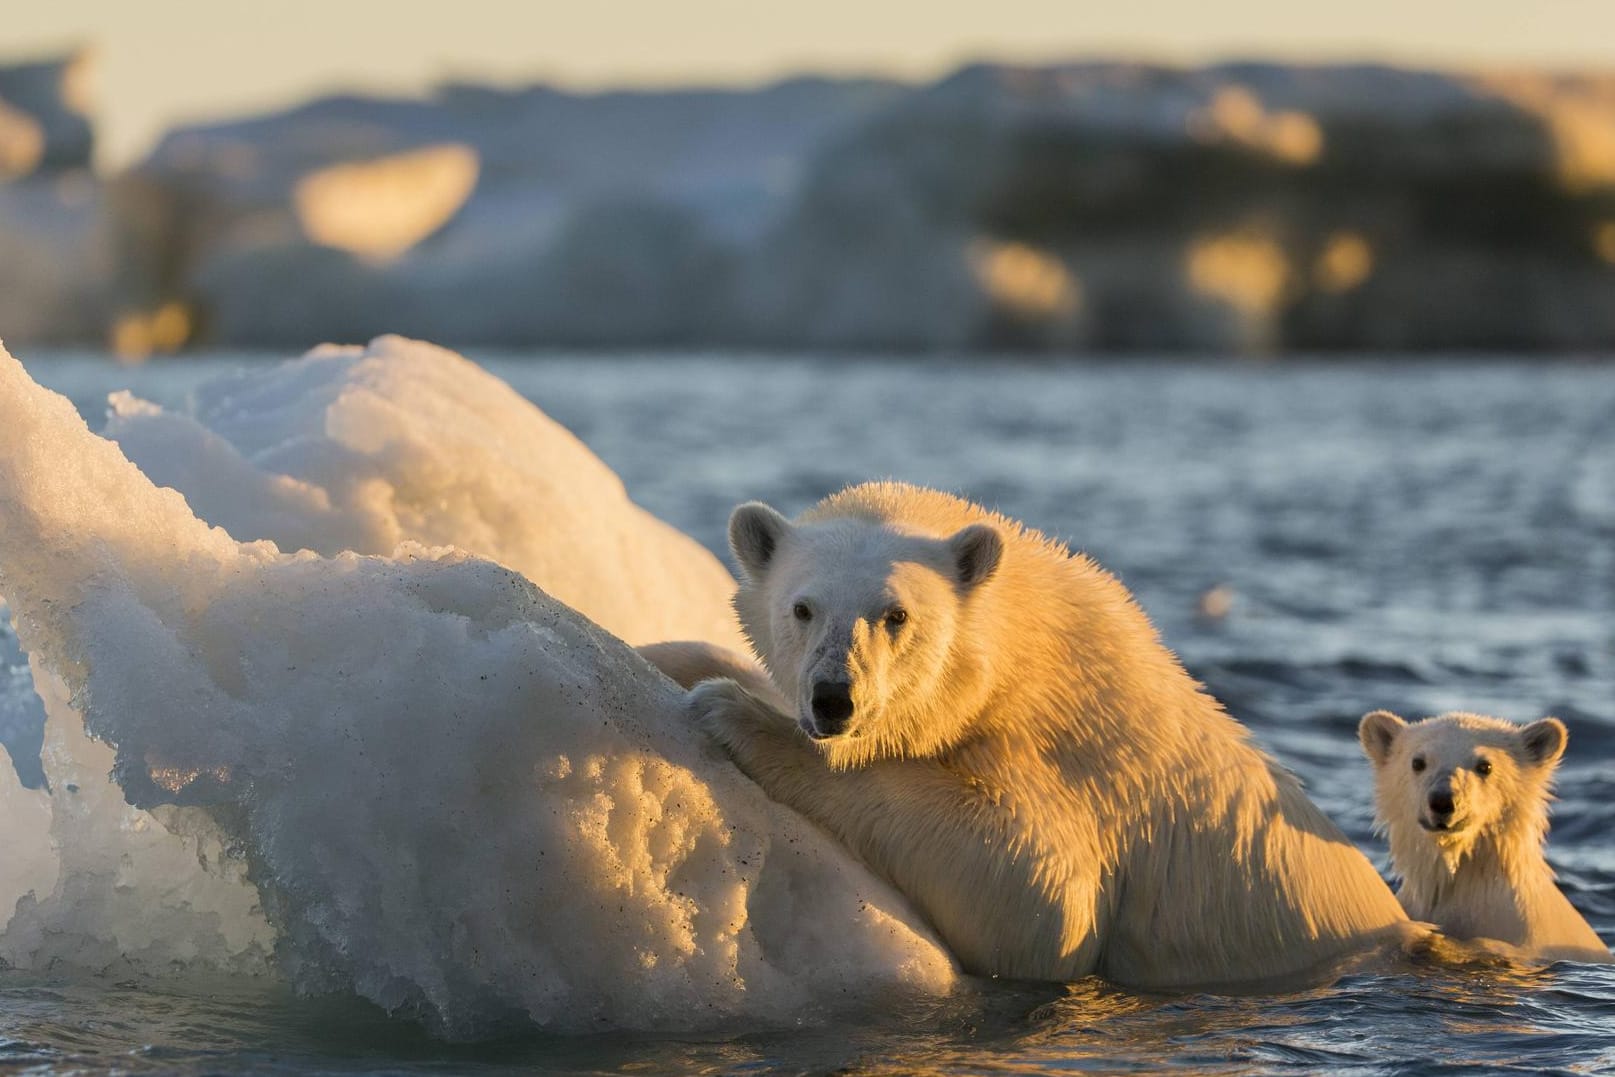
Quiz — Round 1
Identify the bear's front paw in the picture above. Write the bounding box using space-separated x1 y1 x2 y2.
686 677 755 750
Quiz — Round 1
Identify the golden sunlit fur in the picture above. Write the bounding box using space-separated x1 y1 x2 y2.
654 482 1418 989
1359 710 1611 964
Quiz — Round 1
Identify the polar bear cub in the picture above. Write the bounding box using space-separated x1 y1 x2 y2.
1358 709 1610 963
666 482 1417 990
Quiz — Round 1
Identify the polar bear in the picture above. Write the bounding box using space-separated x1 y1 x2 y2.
658 482 1417 989
1358 709 1611 964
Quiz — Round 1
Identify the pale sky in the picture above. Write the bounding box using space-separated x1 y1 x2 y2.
7 0 1615 168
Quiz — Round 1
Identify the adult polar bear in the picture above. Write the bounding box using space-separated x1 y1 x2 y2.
664 482 1419 989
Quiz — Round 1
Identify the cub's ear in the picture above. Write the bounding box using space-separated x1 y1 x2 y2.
947 524 1003 589
728 502 793 581
1520 717 1568 768
1358 710 1407 766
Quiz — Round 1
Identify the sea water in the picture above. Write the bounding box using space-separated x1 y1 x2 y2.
2 351 1613 1073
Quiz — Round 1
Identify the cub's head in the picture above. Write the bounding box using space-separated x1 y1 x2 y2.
1358 709 1567 872
727 500 1004 768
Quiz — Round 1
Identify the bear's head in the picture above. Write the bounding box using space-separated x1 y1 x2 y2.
727 500 1003 768
1358 710 1567 873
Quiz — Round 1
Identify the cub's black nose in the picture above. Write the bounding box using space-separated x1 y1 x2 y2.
1428 789 1455 817
810 680 855 734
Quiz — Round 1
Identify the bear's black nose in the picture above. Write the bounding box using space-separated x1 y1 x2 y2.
810 680 855 735
1428 789 1455 817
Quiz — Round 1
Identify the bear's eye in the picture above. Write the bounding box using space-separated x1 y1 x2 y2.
1474 758 1492 778
886 607 908 628
1411 756 1426 773
791 601 812 623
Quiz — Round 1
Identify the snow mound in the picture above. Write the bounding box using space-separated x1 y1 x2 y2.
0 341 953 1035
102 334 744 652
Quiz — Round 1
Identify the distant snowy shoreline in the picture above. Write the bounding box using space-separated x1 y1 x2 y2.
6 51 1615 355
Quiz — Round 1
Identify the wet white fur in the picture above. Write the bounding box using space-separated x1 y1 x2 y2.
1359 710 1611 964
652 482 1417 989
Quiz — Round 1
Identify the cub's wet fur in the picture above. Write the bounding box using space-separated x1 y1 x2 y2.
1360 709 1610 964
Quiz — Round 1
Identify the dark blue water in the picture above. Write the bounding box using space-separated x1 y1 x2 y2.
4 353 1613 1074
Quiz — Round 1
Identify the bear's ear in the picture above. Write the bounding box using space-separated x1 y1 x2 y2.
1520 717 1568 768
947 524 1003 589
728 501 793 581
1358 710 1406 766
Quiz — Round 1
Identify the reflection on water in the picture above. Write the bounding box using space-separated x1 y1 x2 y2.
2 964 1608 1075
5 352 1614 1074
1005 962 1585 1074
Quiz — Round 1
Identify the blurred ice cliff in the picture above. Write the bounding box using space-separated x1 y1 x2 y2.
7 49 1615 355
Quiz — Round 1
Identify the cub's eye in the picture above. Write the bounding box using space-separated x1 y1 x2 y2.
886 607 909 628
1411 756 1426 773
1474 758 1492 778
792 602 812 622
